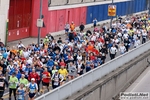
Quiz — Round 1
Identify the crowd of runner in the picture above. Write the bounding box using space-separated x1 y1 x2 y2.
0 13 149 100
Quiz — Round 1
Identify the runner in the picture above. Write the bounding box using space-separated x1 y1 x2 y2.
79 22 85 32
35 65 43 95
8 72 18 100
28 69 40 95
64 22 70 34
41 68 51 94
109 44 118 60
93 18 97 28
27 78 38 100
58 66 68 85
100 45 108 64
119 43 126 54
142 29 147 44
51 70 64 89
16 83 26 100
0 71 8 100
76 60 85 76
7 60 14 80
124 38 130 52
68 62 77 80
19 74 28 87
70 22 75 31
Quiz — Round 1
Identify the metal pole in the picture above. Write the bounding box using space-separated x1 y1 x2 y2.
5 19 9 46
38 0 43 46
110 0 114 29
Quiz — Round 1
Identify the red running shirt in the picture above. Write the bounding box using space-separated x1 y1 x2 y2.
42 71 51 83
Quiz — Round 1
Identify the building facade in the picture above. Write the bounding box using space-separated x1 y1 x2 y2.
0 0 9 44
0 0 147 43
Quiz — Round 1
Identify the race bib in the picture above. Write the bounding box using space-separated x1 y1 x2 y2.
37 72 40 76
18 95 23 99
0 82 4 87
10 82 14 86
41 58 45 62
78 68 80 73
30 89 35 93
43 74 47 78
121 51 124 54
74 53 77 56
48 66 52 70
54 82 59 85
25 71 28 75
54 78 59 85
102 53 105 56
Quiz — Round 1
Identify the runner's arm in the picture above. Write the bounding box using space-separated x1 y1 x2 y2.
35 83 38 93
26 83 30 92
59 74 64 82
51 74 54 80
16 89 19 94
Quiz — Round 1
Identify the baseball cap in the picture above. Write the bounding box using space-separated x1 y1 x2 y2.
31 78 35 81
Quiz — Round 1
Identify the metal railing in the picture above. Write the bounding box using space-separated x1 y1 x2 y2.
36 41 150 100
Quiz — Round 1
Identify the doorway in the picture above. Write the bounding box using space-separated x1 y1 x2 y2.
8 0 32 41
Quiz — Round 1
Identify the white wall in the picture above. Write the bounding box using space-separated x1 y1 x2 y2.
0 0 9 44
68 0 82 4
49 0 112 6
51 0 67 6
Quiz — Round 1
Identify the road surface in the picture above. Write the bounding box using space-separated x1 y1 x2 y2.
124 67 150 100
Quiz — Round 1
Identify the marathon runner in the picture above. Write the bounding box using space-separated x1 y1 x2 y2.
27 78 38 100
0 71 8 100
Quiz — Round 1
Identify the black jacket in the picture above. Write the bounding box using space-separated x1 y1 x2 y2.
0 77 8 91
79 25 85 30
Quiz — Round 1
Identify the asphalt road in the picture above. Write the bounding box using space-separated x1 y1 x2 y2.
124 67 150 100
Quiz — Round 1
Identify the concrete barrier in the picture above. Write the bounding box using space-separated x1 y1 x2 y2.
66 50 150 100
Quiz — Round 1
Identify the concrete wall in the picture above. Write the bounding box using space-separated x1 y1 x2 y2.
50 0 67 6
83 0 95 3
49 0 111 6
96 0 110 1
66 50 150 100
0 0 9 44
68 0 82 4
